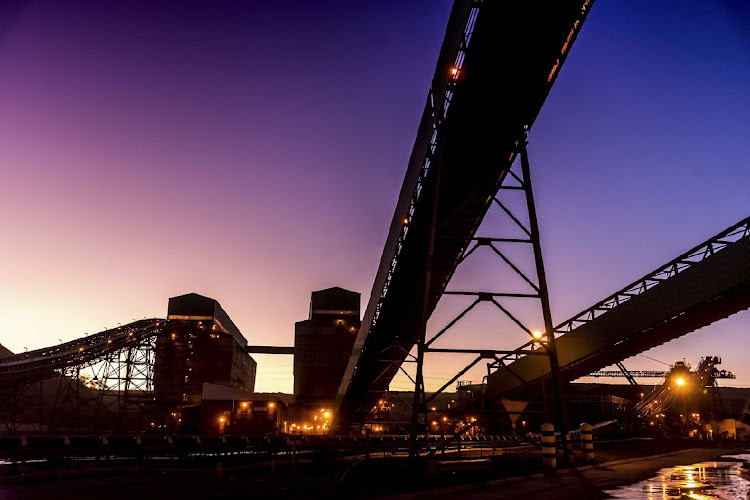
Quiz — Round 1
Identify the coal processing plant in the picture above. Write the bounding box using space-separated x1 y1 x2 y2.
1 0 750 449
1 0 750 451
1 287 750 442
1 278 750 493
0 293 265 435
0 287 368 437
1 0 750 494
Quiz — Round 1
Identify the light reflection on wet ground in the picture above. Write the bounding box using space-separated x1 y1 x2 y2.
605 452 750 499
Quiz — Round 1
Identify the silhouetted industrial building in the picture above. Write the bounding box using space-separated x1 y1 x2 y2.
180 383 291 435
294 287 360 416
154 293 257 418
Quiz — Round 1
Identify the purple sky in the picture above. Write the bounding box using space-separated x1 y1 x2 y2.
1 0 749 393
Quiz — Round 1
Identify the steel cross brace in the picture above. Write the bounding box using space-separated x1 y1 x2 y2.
405 128 571 459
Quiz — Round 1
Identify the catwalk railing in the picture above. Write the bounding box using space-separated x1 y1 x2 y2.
555 217 750 336
0 319 182 383
487 216 750 398
0 319 190 434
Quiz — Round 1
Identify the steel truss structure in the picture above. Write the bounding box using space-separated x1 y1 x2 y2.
0 320 185 434
406 132 570 456
554 219 750 336
334 0 595 441
488 216 750 397
590 368 671 379
588 368 736 380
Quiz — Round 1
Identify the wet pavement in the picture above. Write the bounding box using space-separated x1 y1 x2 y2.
0 445 747 499
605 452 750 499
423 446 749 499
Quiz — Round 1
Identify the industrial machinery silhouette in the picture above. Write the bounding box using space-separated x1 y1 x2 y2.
2 0 750 448
0 320 179 433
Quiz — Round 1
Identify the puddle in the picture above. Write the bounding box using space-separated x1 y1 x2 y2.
605 451 750 499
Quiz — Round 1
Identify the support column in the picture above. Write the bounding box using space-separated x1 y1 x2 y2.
410 151 443 459
519 132 571 461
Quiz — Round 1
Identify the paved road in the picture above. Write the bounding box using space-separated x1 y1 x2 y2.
0 445 744 499
391 447 747 499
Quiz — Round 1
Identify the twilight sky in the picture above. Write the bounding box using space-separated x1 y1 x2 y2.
1 0 749 393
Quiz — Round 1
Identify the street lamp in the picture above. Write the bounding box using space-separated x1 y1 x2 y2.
674 377 688 435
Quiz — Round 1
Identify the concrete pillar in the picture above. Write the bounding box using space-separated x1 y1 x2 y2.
542 423 556 469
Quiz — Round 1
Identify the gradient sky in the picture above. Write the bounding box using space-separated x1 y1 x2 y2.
1 0 749 393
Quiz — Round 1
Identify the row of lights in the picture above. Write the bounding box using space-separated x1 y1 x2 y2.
431 416 477 426
398 28 474 230
219 401 277 425
377 1 478 323
236 401 275 410
77 329 140 354
289 408 332 434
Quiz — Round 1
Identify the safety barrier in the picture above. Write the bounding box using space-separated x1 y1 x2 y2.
541 423 555 469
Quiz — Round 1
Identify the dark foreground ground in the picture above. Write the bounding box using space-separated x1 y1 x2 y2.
389 444 748 499
0 439 745 499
